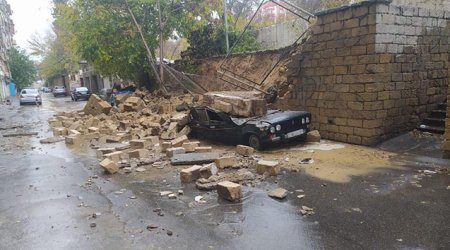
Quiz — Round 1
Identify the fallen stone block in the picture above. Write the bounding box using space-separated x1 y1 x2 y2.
88 127 99 133
53 127 68 136
69 129 81 135
182 141 200 153
65 135 80 145
215 156 238 169
39 137 65 144
104 135 121 143
171 113 189 127
306 130 321 143
160 122 178 139
171 135 189 147
195 146 212 153
104 151 123 163
142 136 159 145
83 94 112 116
178 126 191 137
166 147 186 157
161 142 172 152
204 91 267 117
171 152 220 165
180 165 203 183
236 145 255 156
115 93 130 104
130 139 148 149
256 160 280 176
217 181 242 202
96 148 115 158
100 158 119 174
199 163 217 179
268 188 288 199
128 149 149 159
211 100 232 113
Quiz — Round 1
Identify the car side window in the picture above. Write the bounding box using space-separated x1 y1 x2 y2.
196 109 209 123
207 110 223 122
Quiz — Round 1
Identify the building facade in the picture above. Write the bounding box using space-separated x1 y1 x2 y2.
0 0 14 101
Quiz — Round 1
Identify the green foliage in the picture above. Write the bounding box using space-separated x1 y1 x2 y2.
53 0 208 87
7 47 37 89
184 22 260 59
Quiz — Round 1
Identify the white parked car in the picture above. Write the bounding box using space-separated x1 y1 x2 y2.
19 88 42 105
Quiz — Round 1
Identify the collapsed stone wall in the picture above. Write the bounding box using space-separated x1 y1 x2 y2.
277 0 450 145
188 49 289 92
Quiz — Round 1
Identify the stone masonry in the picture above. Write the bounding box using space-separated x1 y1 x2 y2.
279 0 450 145
444 87 450 158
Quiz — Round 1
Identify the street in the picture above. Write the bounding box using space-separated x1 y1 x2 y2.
0 94 449 250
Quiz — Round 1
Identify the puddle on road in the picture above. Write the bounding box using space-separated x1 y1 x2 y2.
262 141 404 183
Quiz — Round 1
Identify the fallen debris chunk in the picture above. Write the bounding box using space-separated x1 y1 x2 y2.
160 191 173 196
268 188 288 199
306 130 321 143
104 151 123 163
180 165 203 183
215 156 238 169
99 158 119 174
299 205 315 216
83 94 112 116
182 141 200 153
65 135 80 145
130 139 149 149
39 137 65 144
3 132 39 137
166 147 186 157
236 145 255 156
195 146 212 153
171 135 189 147
160 142 172 152
256 160 280 176
128 149 149 159
171 152 220 165
217 181 242 202
300 158 314 164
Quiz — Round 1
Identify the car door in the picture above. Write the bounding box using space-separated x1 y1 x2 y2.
189 107 210 136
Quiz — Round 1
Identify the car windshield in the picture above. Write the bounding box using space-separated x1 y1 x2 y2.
76 87 88 92
22 89 38 94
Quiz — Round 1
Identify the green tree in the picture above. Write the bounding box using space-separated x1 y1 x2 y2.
53 0 209 88
7 47 37 89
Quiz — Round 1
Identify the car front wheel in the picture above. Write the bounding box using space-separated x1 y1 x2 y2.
248 134 264 150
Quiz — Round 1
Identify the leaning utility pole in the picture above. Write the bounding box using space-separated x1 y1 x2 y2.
124 0 167 93
223 0 230 54
157 0 164 82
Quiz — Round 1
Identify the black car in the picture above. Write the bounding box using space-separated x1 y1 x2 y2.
188 106 311 149
71 87 91 101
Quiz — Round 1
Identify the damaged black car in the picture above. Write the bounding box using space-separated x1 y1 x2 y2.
188 106 311 150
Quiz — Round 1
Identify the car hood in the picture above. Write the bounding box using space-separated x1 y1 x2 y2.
231 110 310 125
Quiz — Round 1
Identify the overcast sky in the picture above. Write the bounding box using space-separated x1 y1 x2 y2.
8 0 53 51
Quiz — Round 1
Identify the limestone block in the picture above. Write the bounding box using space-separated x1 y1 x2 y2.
180 165 203 183
217 181 242 202
130 139 148 149
215 156 238 169
83 94 112 116
236 145 255 156
100 158 119 174
166 147 186 157
171 135 189 147
182 141 200 153
195 146 212 153
256 160 280 176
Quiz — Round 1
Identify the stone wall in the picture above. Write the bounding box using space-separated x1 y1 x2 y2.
444 88 450 158
278 0 450 145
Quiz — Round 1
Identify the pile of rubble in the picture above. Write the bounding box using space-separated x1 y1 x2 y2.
47 90 285 203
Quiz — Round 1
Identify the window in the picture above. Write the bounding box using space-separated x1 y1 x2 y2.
207 110 223 122
196 108 209 122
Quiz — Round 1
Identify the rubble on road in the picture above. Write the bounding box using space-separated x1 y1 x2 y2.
268 188 288 199
203 91 267 117
306 130 321 143
217 181 242 202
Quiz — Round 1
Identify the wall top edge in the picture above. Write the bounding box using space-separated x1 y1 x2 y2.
315 0 392 17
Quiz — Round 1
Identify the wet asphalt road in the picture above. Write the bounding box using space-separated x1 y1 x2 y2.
0 94 449 250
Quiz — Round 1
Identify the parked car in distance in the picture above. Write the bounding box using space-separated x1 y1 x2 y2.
41 87 51 93
188 106 312 150
53 86 67 97
19 88 42 105
71 87 91 101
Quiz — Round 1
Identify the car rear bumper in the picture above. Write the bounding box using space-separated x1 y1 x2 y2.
20 98 41 103
73 94 91 100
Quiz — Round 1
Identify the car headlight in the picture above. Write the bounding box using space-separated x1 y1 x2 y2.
302 118 305 124
306 117 310 123
270 127 276 133
276 124 281 131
